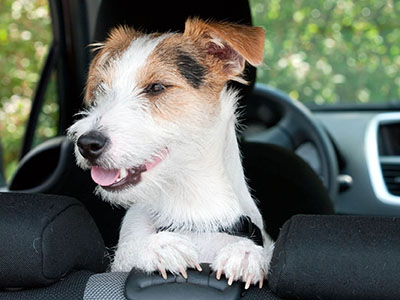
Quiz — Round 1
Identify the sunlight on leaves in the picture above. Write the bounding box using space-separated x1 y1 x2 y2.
250 0 400 105
0 0 51 181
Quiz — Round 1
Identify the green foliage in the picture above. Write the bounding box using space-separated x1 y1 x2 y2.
0 0 52 181
250 0 400 104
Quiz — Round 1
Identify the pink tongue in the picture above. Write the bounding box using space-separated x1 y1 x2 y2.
91 166 120 186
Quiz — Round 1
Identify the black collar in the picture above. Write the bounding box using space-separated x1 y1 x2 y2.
221 216 263 247
157 215 263 247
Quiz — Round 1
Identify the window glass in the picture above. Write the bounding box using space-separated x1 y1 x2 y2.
0 0 53 181
250 0 400 105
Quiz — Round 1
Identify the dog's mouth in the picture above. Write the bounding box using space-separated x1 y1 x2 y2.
90 149 167 191
91 165 146 191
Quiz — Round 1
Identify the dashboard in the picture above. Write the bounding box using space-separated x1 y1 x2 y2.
316 112 400 216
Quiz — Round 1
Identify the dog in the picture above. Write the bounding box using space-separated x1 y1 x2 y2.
68 18 274 289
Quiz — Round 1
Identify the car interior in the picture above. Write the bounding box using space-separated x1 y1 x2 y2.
1 0 400 299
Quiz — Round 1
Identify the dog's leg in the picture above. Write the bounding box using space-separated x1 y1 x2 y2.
211 236 274 289
111 204 201 278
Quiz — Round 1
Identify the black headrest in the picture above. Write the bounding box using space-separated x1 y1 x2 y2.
0 192 107 288
269 215 400 299
93 0 256 103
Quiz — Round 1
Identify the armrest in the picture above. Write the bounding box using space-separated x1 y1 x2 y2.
268 215 400 300
0 192 107 288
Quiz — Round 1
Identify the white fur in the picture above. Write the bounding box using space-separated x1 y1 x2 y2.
68 32 274 286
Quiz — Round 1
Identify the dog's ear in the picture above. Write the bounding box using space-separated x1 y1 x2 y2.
183 18 265 83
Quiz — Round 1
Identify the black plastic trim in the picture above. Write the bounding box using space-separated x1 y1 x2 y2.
125 264 242 300
20 41 59 159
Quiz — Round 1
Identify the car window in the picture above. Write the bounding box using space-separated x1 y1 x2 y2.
250 0 400 106
0 0 55 182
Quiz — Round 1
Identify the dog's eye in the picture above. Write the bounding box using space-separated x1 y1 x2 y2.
144 83 166 95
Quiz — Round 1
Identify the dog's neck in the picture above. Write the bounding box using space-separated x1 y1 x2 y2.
147 88 259 232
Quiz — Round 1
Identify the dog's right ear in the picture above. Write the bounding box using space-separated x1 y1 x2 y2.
183 18 265 83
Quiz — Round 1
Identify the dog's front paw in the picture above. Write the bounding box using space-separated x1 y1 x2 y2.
146 231 202 279
212 239 274 289
112 231 201 279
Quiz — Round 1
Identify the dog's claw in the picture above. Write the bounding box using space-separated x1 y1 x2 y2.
216 269 223 280
159 266 167 280
228 276 234 286
245 277 252 290
259 279 263 289
180 267 188 279
195 263 202 272
258 270 264 288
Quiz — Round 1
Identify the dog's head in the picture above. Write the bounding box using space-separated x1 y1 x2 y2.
68 18 264 206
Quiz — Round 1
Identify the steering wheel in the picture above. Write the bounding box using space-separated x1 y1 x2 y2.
244 84 338 201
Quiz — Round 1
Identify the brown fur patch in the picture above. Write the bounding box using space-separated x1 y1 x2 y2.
135 18 265 121
184 18 265 67
136 34 228 121
85 26 141 104
183 18 265 82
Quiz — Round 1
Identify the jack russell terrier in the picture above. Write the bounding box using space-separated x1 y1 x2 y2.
68 18 274 289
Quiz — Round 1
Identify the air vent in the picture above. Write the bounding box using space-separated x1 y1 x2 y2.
381 163 400 196
366 113 400 204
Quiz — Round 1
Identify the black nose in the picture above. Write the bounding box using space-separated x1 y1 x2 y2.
77 131 108 161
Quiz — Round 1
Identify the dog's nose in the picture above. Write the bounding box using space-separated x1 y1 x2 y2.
77 131 108 161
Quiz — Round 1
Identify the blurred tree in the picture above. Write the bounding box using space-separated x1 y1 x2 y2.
250 0 400 105
0 0 52 181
